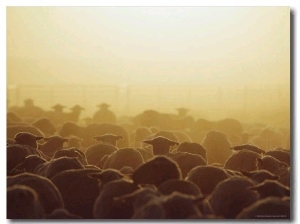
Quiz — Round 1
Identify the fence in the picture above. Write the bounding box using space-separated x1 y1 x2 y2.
7 84 290 120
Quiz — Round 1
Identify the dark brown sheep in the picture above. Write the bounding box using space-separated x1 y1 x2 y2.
94 133 123 146
38 135 68 157
103 147 144 171
7 184 45 219
248 180 290 199
158 179 202 197
239 169 279 183
35 157 85 179
175 142 207 161
51 168 103 218
209 176 259 218
167 152 207 178
7 173 64 215
224 149 262 172
93 179 138 219
132 156 182 187
202 130 232 165
85 143 118 168
52 147 88 165
143 136 179 156
186 165 230 196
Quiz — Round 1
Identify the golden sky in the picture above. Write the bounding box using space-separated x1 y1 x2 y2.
7 7 289 87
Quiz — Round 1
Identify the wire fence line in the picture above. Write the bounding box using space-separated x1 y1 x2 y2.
7 84 289 119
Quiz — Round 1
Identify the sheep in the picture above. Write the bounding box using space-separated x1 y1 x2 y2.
31 117 56 137
44 104 68 126
7 173 64 215
157 179 202 197
7 144 42 175
230 144 265 154
38 135 68 157
239 169 279 183
103 147 145 171
131 126 152 148
236 197 290 219
90 168 125 187
93 179 139 219
114 186 165 219
93 133 123 146
118 185 205 219
175 142 207 160
248 180 290 199
236 131 253 144
14 131 44 150
202 130 232 165
257 156 289 175
92 103 117 124
65 135 83 149
51 147 88 165
135 147 154 162
143 136 179 156
9 155 46 175
150 130 179 143
7 184 45 219
132 156 182 187
161 192 203 219
176 107 189 117
119 166 135 175
259 127 285 150
173 130 193 143
224 149 262 172
214 118 244 138
58 121 85 142
167 152 207 178
190 119 214 145
51 168 103 218
85 123 130 148
35 157 85 179
186 165 231 196
9 98 45 122
256 156 289 183
133 109 161 128
85 143 118 168
265 148 290 166
66 104 85 123
209 176 259 218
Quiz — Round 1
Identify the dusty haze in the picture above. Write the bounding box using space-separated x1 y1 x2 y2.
7 7 290 128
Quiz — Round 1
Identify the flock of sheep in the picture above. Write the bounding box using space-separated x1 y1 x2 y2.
7 99 291 219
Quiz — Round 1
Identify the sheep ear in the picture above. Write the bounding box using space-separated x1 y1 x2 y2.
63 138 68 143
143 140 152 144
94 136 100 140
271 175 280 180
35 136 44 141
87 172 103 180
117 135 123 140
